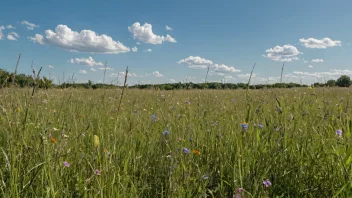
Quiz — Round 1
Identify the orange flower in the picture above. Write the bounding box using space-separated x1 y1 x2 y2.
51 137 57 143
192 150 200 155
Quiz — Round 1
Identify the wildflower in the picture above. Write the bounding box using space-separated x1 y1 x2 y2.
202 175 208 180
241 122 248 131
162 128 170 135
258 124 264 129
95 169 101 175
63 161 70 167
192 149 200 155
51 137 57 143
151 114 157 121
186 100 191 105
17 107 21 112
133 110 137 114
236 188 244 193
263 179 272 187
93 135 100 148
189 137 193 142
53 127 58 132
336 129 343 137
182 148 190 154
104 148 111 157
277 107 282 113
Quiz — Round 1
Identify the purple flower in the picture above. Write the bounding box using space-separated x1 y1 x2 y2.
202 174 209 180
151 114 157 121
182 148 190 154
189 137 193 142
241 123 248 131
236 188 244 193
63 161 70 167
162 128 170 135
263 179 272 187
95 169 101 175
186 100 191 105
336 129 343 137
258 124 264 129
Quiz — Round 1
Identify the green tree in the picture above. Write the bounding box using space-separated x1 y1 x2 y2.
326 79 336 87
336 75 351 87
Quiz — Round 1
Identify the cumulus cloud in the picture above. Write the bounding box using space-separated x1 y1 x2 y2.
166 26 173 31
178 56 241 72
0 26 5 40
308 65 313 68
311 59 324 63
99 67 113 71
136 42 140 45
292 69 352 78
132 46 138 52
152 71 164 77
6 25 15 29
30 24 130 54
128 22 176 44
144 48 152 52
90 68 97 72
29 34 45 45
7 32 19 41
264 44 301 62
299 37 341 49
79 70 87 74
238 73 257 78
20 20 39 30
109 72 137 77
69 57 104 67
48 65 54 68
170 79 176 83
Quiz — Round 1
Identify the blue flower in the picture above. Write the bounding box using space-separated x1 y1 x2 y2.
241 122 248 131
263 179 272 187
151 114 157 121
258 124 264 129
189 137 193 142
336 129 343 137
162 128 170 135
202 175 209 180
182 148 190 154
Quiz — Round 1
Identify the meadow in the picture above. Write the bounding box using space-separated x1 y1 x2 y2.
1 87 352 197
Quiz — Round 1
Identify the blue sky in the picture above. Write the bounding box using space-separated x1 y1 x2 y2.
1 0 352 85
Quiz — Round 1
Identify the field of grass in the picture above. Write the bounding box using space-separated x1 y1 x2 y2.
1 87 352 197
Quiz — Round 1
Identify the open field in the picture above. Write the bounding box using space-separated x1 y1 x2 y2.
1 88 352 197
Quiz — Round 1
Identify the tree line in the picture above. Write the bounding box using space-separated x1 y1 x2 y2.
1 68 351 90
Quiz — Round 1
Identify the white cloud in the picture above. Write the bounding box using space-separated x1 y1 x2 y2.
48 65 54 68
6 25 15 29
128 22 177 44
7 32 19 41
90 68 97 72
308 65 313 68
264 44 301 62
20 20 39 30
178 56 213 69
299 37 342 49
79 70 87 74
214 64 241 73
109 72 137 77
99 67 113 71
69 56 104 67
166 25 173 31
304 60 309 63
144 48 152 52
132 46 138 52
152 71 164 77
29 34 45 45
238 73 257 78
292 69 352 78
31 24 130 54
170 79 176 83
0 26 5 40
311 59 324 63
178 56 241 72
136 42 140 45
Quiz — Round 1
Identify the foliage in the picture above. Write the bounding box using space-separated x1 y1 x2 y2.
1 88 352 197
336 75 351 87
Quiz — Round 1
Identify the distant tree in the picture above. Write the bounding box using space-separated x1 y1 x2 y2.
327 79 336 87
336 75 351 87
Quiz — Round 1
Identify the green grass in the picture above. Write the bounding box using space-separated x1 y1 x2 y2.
1 87 352 197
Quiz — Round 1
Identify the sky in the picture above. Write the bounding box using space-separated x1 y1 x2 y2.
1 0 352 85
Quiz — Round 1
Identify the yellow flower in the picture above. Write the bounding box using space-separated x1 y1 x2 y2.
51 137 57 144
93 135 100 148
17 107 21 112
192 150 200 155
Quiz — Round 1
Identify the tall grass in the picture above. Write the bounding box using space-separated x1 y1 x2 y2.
0 87 352 197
